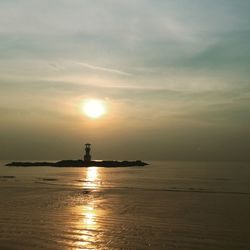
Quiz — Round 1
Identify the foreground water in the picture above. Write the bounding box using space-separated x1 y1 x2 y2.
0 161 250 249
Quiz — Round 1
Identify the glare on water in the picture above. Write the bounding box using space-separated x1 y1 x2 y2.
74 167 102 250
85 167 100 188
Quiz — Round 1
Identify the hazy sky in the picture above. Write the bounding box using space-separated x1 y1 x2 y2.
1 0 250 160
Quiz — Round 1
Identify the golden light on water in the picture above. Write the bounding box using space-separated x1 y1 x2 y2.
86 167 99 188
76 201 97 249
87 167 98 182
84 204 96 226
83 168 99 229
82 99 106 119
74 167 101 250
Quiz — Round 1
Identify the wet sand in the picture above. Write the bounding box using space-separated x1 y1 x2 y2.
0 161 250 249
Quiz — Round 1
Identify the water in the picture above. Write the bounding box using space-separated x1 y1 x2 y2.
0 161 250 249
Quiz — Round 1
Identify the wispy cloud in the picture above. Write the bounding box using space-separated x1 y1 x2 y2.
72 61 132 76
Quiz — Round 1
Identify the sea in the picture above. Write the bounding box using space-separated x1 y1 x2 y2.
0 161 250 250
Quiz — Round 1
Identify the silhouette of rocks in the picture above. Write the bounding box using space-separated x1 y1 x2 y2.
6 160 148 167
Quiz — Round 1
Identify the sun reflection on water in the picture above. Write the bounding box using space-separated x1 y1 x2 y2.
86 167 99 188
84 204 95 226
74 167 102 250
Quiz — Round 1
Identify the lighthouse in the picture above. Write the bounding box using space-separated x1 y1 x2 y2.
84 143 92 162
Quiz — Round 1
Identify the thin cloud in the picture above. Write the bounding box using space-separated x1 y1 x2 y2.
48 60 132 76
74 61 132 76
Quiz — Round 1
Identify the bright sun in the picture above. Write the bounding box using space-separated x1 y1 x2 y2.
83 99 106 119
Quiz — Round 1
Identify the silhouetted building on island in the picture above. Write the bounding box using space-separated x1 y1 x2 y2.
84 143 91 162
6 142 148 167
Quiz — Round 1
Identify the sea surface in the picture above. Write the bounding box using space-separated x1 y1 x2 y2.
0 161 250 249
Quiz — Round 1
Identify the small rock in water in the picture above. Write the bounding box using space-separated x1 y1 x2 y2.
0 176 15 179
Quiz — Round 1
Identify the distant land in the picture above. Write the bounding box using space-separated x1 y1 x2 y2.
6 159 148 167
6 143 148 168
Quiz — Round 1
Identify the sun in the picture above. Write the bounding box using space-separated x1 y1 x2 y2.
82 99 106 119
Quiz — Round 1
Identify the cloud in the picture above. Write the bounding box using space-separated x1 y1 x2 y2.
75 62 131 76
50 60 132 76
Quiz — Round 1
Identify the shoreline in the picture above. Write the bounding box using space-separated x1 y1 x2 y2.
6 159 148 168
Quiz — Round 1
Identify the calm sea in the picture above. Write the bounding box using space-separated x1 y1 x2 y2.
0 161 250 249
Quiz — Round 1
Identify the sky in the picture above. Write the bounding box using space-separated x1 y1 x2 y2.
0 0 250 161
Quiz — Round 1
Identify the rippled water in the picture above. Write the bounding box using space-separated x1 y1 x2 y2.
1 161 250 249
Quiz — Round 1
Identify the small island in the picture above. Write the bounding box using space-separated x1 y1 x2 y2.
6 144 148 168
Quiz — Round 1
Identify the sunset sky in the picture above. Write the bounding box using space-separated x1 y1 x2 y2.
0 0 250 160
